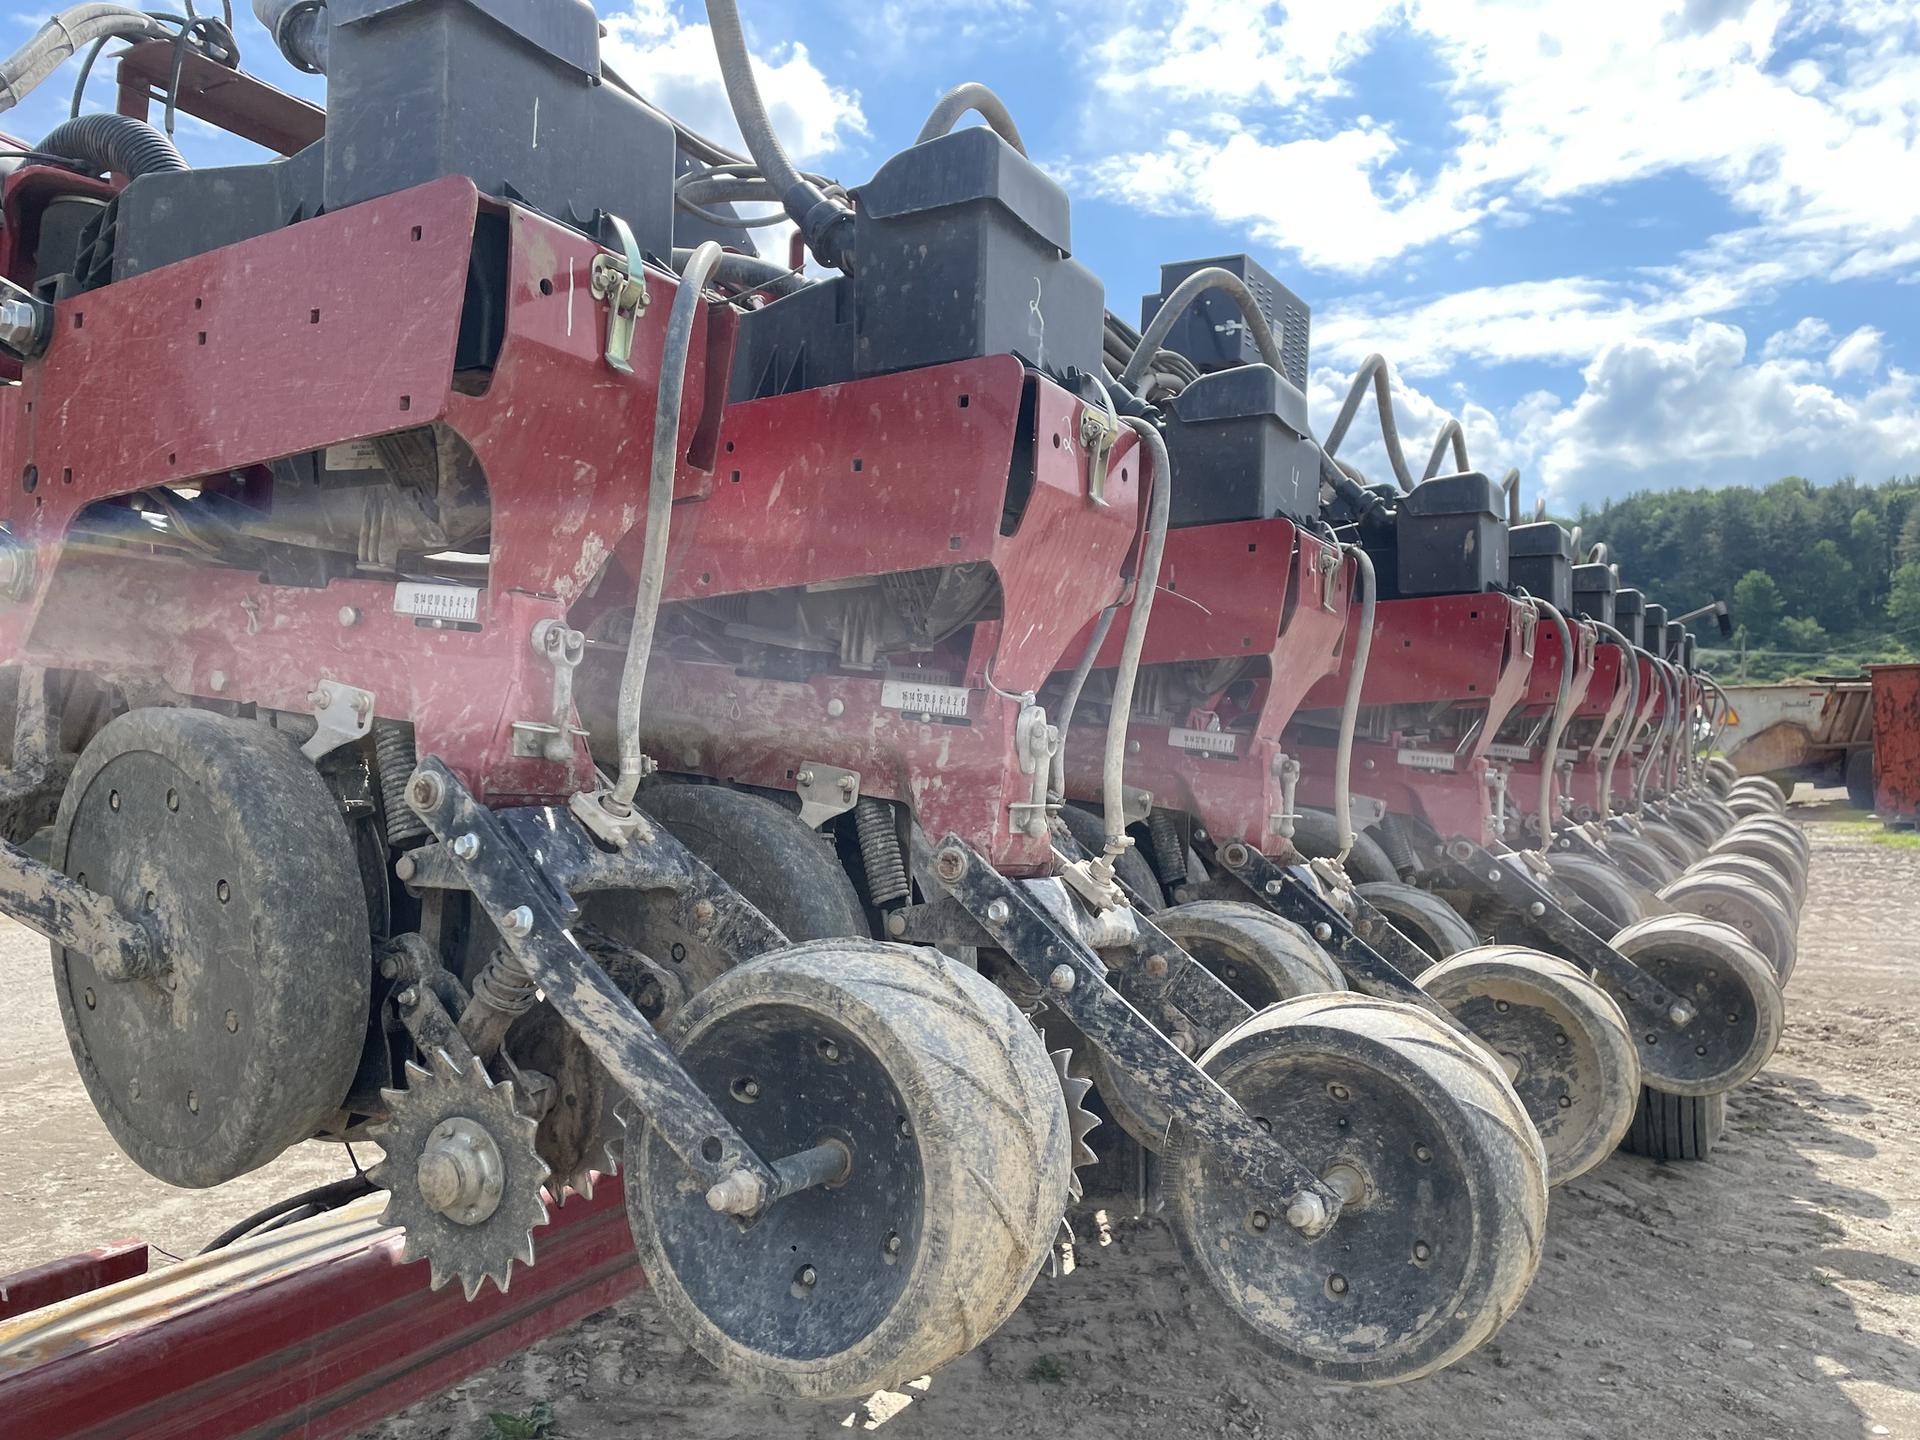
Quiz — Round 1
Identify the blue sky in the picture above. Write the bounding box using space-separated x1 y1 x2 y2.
5 0 1915 510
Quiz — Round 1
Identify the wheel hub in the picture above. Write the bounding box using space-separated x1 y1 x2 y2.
417 1118 505 1224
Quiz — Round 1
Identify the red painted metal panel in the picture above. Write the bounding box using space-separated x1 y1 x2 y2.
0 1185 641 1440
0 1243 147 1323
1869 663 1920 823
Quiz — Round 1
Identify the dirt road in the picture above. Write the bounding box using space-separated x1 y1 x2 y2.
4 796 1916 1438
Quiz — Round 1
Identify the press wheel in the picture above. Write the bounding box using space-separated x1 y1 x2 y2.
626 939 1071 1400
1602 915 1783 1096
1153 900 1345 1007
1686 853 1799 924
1608 831 1681 887
1353 881 1479 970
1641 820 1706 869
1658 872 1797 986
1163 994 1546 1385
49 708 369 1188
1419 946 1639 1185
1546 854 1652 932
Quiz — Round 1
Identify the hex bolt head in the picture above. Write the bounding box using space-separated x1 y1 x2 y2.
451 833 481 861
704 1169 767 1216
796 768 816 787
1669 1002 1695 1027
208 670 227 693
407 772 444 812
394 986 419 1008
1285 1191 1329 1234
338 606 360 627
1265 880 1284 895
885 911 908 937
500 905 534 938
986 899 1011 923
692 899 717 925
934 848 967 883
838 774 856 796
1313 922 1334 943
1143 953 1169 979
394 854 417 882
1249 1209 1271 1233
1487 868 1503 882
1048 964 1075 993
1528 900 1547 917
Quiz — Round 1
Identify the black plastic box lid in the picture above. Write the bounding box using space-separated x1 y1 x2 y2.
857 127 1071 254
1667 621 1686 656
1615 588 1645 618
1644 603 1668 635
334 0 600 75
1509 521 1573 559
1573 563 1617 596
1402 471 1502 518
1170 364 1309 436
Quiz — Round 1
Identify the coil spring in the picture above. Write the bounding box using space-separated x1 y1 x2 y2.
854 797 911 907
1378 813 1418 876
1148 809 1186 886
374 720 429 846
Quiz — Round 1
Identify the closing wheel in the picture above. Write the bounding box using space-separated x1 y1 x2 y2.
1602 916 1784 1096
1353 881 1479 970
1657 872 1797 986
50 708 369 1188
1664 805 1721 848
1686 853 1800 925
1154 900 1345 1007
1419 947 1639 1185
1618 1086 1728 1162
626 939 1071 1400
1641 820 1707 869
1164 994 1546 1385
1703 832 1807 905
1731 814 1809 863
1729 776 1788 808
1609 831 1681 887
1727 792 1784 821
1546 854 1652 932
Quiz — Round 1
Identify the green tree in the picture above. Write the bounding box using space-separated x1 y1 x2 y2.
1732 569 1783 643
1890 562 1920 634
1778 615 1829 653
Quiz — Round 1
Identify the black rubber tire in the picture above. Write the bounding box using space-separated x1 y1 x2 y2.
1619 1087 1728 1162
1419 945 1639 1186
1641 820 1707 869
628 939 1072 1400
1354 881 1478 969
1291 808 1400 884
1608 831 1682 888
1727 815 1810 865
1153 900 1346 1007
1686 854 1800 923
1604 915 1784 1095
51 708 369 1187
1846 748 1876 811
1730 775 1789 808
1657 872 1797 986
1164 993 1547 1385
1664 805 1721 848
1059 803 1166 909
1704 830 1807 905
1546 854 1652 932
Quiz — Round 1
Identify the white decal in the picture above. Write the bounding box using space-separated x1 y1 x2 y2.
393 582 480 623
1169 727 1238 756
881 680 969 719
1396 748 1457 772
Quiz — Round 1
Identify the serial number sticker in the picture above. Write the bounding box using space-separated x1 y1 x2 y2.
1396 748 1457 772
881 680 969 719
1486 743 1533 761
393 582 480 623
1169 727 1237 756
324 439 383 471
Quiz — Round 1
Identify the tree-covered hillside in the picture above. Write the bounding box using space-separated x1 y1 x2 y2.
1573 476 1920 682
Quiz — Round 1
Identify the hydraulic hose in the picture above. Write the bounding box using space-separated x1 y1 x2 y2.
1592 621 1639 824
1099 418 1172 854
0 5 170 114
1501 468 1523 526
672 245 806 299
1322 355 1416 493
35 111 185 177
1534 603 1576 847
1634 658 1676 807
704 0 854 270
253 0 327 73
613 241 723 808
1331 546 1377 862
915 83 1026 153
1422 418 1468 481
1586 541 1609 564
1120 267 1285 393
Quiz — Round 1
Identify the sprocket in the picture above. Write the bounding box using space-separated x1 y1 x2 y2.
368 1049 550 1299
1050 1047 1100 1202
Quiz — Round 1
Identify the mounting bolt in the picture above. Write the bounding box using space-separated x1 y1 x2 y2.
1487 868 1502 882
394 986 418 1008
1313 922 1333 943
1668 1002 1694 1027
338 605 360 627
885 910 908 937
1048 964 1075 993
986 899 1011 923
796 768 815 787
500 905 534 938
208 670 227 693
407 772 444 812
379 955 399 979
1144 953 1169 978
1528 900 1546 917
1286 1191 1330 1235
838 775 856 796
394 854 417 881
310 683 333 707
1265 879 1284 896
934 847 967 883
451 833 480 861
827 698 845 717
704 1168 767 1216
692 899 716 925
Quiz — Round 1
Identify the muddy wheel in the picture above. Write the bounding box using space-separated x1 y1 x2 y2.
1603 916 1784 1095
1618 1087 1728 1162
627 939 1071 1400
1731 814 1809 863
1665 805 1721 848
1546 854 1652 932
1657 872 1797 986
1609 831 1681 887
1060 803 1165 908
1729 776 1788 809
1154 900 1346 1007
1419 946 1639 1186
1641 820 1707 869
1353 881 1478 970
1164 994 1546 1385
50 709 369 1187
1687 853 1800 923
1692 796 1738 834
1704 831 1807 905
1727 791 1784 821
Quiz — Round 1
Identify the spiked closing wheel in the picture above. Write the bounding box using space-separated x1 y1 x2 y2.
369 1050 550 1299
1050 1048 1101 1201
1164 994 1547 1385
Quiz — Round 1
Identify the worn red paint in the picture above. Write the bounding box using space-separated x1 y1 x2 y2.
1868 663 1920 824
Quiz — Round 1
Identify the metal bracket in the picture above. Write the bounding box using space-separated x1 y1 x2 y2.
0 840 160 982
1436 837 1693 1025
0 273 53 361
513 620 587 762
302 682 374 761
1079 399 1119 506
927 834 1342 1232
1009 703 1059 840
793 763 859 828
588 214 652 375
1316 545 1341 613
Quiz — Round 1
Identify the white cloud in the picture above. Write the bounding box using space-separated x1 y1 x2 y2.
1763 317 1833 358
602 1 868 164
1826 324 1885 377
